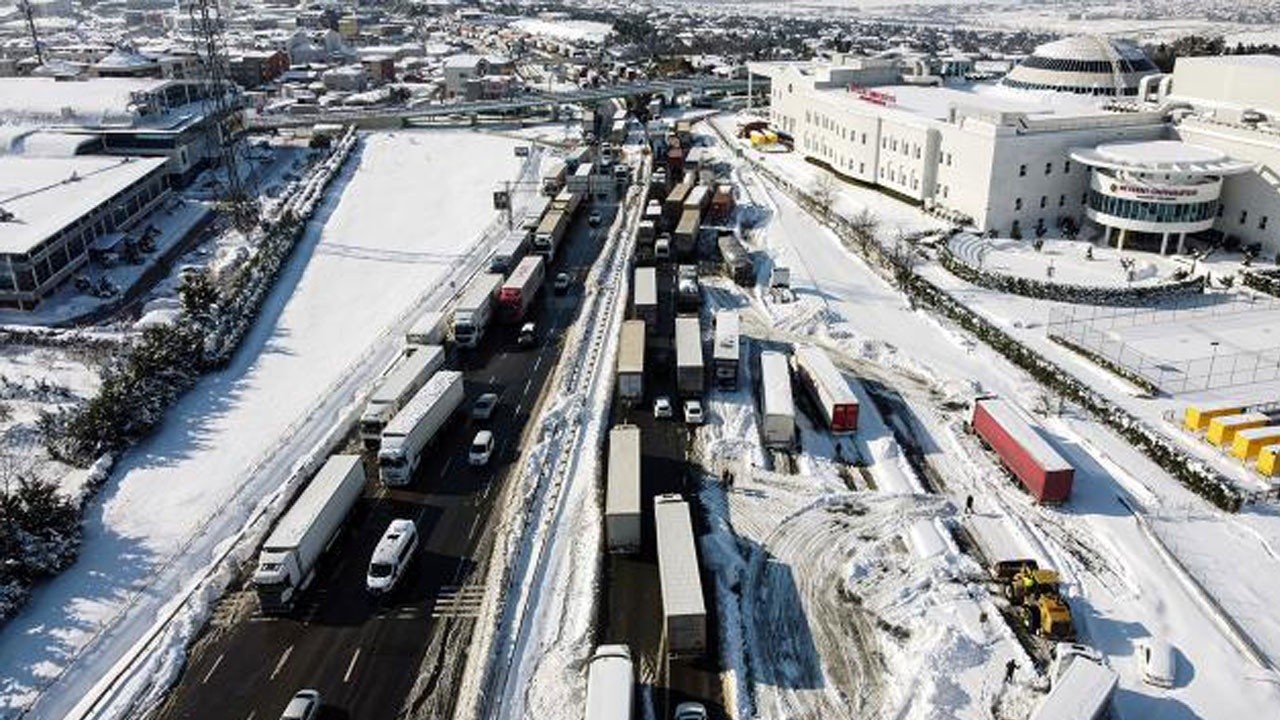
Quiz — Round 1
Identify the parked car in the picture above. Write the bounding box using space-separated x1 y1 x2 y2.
683 399 704 425
469 430 495 466
472 393 499 421
653 396 673 419
674 702 708 720
554 272 571 295
280 690 321 720
1140 638 1176 688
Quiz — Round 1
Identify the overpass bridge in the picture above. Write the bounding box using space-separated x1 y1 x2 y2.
245 77 767 131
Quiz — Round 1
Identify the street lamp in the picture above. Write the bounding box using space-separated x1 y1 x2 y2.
1208 340 1221 388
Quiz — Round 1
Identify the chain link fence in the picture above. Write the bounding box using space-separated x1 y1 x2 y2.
1047 295 1280 394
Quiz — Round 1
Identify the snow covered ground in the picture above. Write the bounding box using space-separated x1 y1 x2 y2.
947 234 1185 287
701 117 1280 717
0 129 528 719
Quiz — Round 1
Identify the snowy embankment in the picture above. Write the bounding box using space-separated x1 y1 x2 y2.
709 117 1280 717
456 152 650 720
0 130 532 720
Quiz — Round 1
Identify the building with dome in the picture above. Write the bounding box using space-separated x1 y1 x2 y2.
752 38 1280 257
1000 36 1158 96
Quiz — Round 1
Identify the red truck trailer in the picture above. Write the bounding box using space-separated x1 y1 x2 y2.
793 345 858 433
972 398 1074 503
498 255 545 323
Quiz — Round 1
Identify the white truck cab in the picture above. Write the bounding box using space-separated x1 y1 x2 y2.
366 519 418 594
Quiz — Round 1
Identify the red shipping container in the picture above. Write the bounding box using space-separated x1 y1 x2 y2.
972 399 1074 503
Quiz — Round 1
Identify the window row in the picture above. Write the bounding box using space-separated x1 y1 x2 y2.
1018 161 1071 177
1087 190 1218 223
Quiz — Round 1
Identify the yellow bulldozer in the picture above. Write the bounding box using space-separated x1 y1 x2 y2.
993 560 1076 641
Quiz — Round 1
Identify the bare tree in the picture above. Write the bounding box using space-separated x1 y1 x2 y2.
849 208 879 253
811 172 838 217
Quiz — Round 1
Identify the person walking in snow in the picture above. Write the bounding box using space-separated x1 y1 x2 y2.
964 494 974 515
1004 658 1018 684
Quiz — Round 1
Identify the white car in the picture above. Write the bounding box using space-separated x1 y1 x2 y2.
674 702 707 720
683 399 704 424
280 689 320 720
653 396 673 419
469 430 494 466
366 519 418 595
471 392 499 421
588 209 603 226
1139 638 1176 688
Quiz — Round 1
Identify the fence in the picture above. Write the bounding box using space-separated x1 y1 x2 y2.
1047 296 1280 394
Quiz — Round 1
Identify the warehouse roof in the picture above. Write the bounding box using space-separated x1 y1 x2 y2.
0 155 168 255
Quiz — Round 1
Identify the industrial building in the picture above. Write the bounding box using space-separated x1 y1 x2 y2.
755 37 1280 256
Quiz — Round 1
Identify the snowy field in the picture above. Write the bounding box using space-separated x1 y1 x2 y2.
1081 302 1280 363
0 129 525 718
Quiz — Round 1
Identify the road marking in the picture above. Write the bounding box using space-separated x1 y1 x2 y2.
468 513 482 540
440 456 454 479
523 377 533 396
245 712 256 720
515 402 524 416
201 653 225 684
269 645 293 680
343 648 361 683
488 375 496 384
533 355 542 372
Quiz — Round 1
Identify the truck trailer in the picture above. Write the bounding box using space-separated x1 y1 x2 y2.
542 158 567 196
794 345 859 434
606 425 642 553
718 234 754 286
253 455 365 613
552 189 582 218
663 181 694 229
632 267 657 329
406 311 448 347
654 494 707 656
452 272 504 349
359 345 446 445
713 310 740 390
972 398 1075 503
490 230 530 274
499 255 546 323
759 350 796 448
533 208 570 258
675 316 704 397
674 208 700 258
585 645 634 720
568 163 593 193
1029 657 1117 720
379 370 465 486
617 320 646 402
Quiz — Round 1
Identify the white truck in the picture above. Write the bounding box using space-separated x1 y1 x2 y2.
490 230 530 274
654 494 707 655
406 311 448 347
616 320 646 402
359 345 445 445
675 316 704 397
533 208 570 258
712 310 740 390
1030 656 1117 720
452 272 503 349
759 350 796 448
253 455 365 614
378 370 465 486
585 645 634 720
632 267 657 329
605 425 642 553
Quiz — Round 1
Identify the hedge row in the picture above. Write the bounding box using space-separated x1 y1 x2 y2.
938 245 1207 306
1242 268 1280 298
736 149 1245 512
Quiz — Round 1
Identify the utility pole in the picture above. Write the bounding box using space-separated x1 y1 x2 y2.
19 0 41 65
187 0 258 232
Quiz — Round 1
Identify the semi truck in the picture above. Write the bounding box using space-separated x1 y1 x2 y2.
683 184 710 217
585 645 634 720
552 189 582 218
676 265 700 310
359 345 445 445
674 208 700 258
632 267 657 329
1029 656 1117 720
253 455 365 613
452 272 504 349
542 158 566 196
533 208 570 258
617 320 646 402
490 230 530 274
654 494 707 656
499 255 546 323
972 397 1075 503
675 316 704 397
568 163 593 193
718 234 754 286
713 310 740 390
663 181 694 229
405 311 448 347
378 370 465 486
760 350 796 448
794 345 859 434
605 425 642 553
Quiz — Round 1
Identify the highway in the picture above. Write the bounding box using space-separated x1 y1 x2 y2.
154 188 619 720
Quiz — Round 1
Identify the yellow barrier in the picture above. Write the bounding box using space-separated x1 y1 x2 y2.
1184 403 1246 432
1259 445 1280 477
1207 413 1269 446
1233 426 1280 460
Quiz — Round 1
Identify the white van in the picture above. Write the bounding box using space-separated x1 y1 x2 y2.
469 430 495 466
366 519 418 594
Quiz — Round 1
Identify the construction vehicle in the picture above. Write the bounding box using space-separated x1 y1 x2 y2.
1004 562 1074 641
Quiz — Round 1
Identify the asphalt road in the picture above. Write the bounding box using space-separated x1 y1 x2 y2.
155 192 618 720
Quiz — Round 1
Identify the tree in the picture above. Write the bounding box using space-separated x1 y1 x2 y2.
849 208 879 253
811 173 838 217
179 269 219 322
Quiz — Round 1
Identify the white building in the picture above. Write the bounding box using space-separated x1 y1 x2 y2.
755 36 1280 257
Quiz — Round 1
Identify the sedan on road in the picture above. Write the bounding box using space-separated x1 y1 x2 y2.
280 690 320 720
653 396 673 419
472 392 499 421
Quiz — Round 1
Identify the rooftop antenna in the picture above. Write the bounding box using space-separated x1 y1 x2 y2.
19 0 42 65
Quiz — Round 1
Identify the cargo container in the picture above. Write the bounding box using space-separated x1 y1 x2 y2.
406 311 448 347
585 644 633 720
632 267 657 329
1029 657 1116 720
542 158 566 196
1207 412 1269 446
718 234 754 286
1184 401 1246 432
709 185 735 221
675 316 704 396
674 208 700 257
359 345 445 444
533 208 570 258
759 350 796 448
712 310 740 390
564 146 589 173
1232 425 1280 460
498 255 545 323
606 425 641 553
617 321 646 402
568 162 593 193
379 370 465 486
552 189 582 218
452 273 503 349
794 345 859 434
253 455 365 613
666 147 685 179
972 398 1074 503
663 181 694 228
490 230 530 274
1259 444 1280 477
683 185 710 217
653 494 706 655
